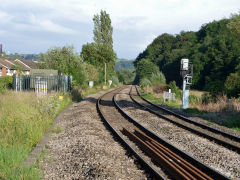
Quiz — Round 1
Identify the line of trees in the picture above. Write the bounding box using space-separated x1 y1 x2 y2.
40 10 118 88
134 13 240 98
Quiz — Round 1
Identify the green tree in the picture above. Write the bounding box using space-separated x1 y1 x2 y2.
227 13 240 37
81 43 99 66
116 69 136 84
150 71 166 86
224 73 240 97
136 58 159 82
134 15 240 97
81 10 116 83
40 46 86 85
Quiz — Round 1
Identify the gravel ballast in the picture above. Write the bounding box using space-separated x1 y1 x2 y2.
116 87 240 180
40 91 147 179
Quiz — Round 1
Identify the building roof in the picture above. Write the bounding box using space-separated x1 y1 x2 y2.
15 59 38 69
0 58 37 70
0 59 15 69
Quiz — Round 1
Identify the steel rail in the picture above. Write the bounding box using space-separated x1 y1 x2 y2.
135 85 240 143
96 87 166 179
130 86 240 154
113 91 230 180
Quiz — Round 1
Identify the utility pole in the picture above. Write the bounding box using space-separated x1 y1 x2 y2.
105 63 106 85
180 59 193 109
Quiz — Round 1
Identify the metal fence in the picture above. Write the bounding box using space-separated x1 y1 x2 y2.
13 74 72 93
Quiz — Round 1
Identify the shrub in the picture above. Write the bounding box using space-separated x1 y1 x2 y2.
224 73 240 98
0 76 13 92
112 76 119 85
205 80 224 100
139 78 152 88
168 81 182 99
136 58 159 80
116 69 136 84
201 92 213 104
71 86 83 102
150 71 166 86
189 94 202 105
153 85 168 94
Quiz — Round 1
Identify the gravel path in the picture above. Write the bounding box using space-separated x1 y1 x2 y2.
116 87 240 180
40 90 147 179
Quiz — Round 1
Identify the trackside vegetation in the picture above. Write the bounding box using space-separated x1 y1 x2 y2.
0 10 120 179
135 13 240 132
141 85 240 132
0 91 71 179
134 13 240 99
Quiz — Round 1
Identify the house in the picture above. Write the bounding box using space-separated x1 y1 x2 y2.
0 59 17 76
0 59 38 77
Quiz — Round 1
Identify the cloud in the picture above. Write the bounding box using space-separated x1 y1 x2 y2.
0 10 12 24
28 14 76 34
0 0 239 59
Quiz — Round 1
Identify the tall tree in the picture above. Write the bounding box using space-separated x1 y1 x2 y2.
82 10 116 82
93 14 102 45
93 10 113 48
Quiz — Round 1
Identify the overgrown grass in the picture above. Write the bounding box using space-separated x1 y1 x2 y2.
222 115 240 131
140 86 240 132
143 92 181 108
0 91 71 179
183 108 207 115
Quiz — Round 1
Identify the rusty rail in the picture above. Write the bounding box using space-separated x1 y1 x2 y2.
97 86 230 179
122 128 214 180
131 85 240 154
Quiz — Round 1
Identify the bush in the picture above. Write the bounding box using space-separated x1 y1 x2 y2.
71 86 83 102
116 69 136 84
139 78 152 88
112 76 119 85
136 58 159 80
189 94 202 105
224 73 240 98
150 71 166 86
168 81 182 99
0 76 13 92
201 92 213 104
153 85 168 93
205 80 224 100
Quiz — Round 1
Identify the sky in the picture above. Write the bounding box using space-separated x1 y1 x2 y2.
0 0 239 59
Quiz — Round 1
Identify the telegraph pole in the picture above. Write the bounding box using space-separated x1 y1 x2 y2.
104 63 106 85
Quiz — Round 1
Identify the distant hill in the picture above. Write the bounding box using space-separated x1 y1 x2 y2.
6 53 40 61
115 58 135 71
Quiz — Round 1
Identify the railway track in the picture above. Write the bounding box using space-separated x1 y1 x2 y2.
97 86 230 179
130 85 240 154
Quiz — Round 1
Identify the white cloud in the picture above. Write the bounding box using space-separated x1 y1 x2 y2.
0 11 12 24
0 0 239 58
28 14 76 34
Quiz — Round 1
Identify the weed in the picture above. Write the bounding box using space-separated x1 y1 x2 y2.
0 91 71 179
44 145 50 149
183 108 207 115
52 126 64 134
222 115 240 132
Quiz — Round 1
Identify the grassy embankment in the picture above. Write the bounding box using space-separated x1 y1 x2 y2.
0 83 118 179
0 91 71 179
141 87 240 132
